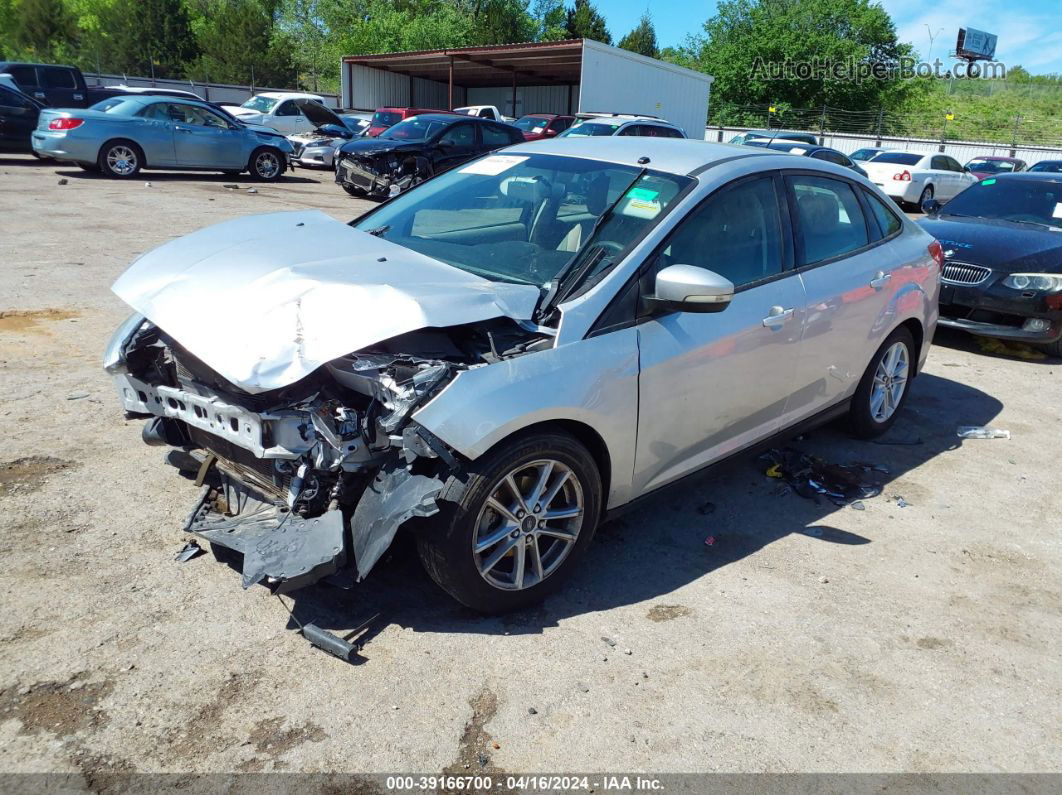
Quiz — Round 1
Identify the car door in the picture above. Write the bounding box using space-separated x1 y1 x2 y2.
946 155 975 196
431 121 478 173
270 99 310 135
133 102 179 165
6 65 44 103
169 103 243 168
783 173 897 423
929 155 957 198
39 66 84 108
0 86 40 152
633 173 807 495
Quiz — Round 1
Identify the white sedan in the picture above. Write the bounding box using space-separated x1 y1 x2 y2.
226 92 328 135
862 151 978 210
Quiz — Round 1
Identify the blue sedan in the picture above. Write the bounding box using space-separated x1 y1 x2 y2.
32 95 294 179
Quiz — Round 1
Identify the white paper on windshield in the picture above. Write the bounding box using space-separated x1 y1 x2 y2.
1053 202 1062 219
790 147 805 154
460 155 528 176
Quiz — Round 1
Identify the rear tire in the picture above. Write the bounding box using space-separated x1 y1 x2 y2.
97 140 143 178
248 147 285 181
417 430 602 614
916 184 934 212
1039 337 1062 359
849 327 916 439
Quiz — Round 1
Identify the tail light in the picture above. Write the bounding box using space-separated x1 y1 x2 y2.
892 170 912 181
928 241 945 270
48 117 84 130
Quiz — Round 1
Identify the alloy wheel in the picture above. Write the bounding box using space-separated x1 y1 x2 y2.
870 341 909 423
106 145 137 176
472 459 584 591
255 151 280 179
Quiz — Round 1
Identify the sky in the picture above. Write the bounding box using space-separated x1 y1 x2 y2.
596 0 1062 75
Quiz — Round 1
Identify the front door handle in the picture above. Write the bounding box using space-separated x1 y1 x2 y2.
870 271 892 290
762 306 794 328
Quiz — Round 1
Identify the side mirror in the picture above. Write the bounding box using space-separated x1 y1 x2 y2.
648 264 735 314
543 128 557 136
922 198 942 216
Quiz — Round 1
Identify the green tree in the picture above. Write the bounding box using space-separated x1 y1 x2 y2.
471 0 535 45
102 0 199 77
680 0 919 125
531 0 567 41
8 0 78 61
188 0 293 86
564 0 609 44
617 11 657 58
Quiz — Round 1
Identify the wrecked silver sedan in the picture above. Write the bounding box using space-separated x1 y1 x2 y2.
105 138 939 613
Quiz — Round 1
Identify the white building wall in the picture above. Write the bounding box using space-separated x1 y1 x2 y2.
466 84 579 117
346 64 459 112
577 39 713 138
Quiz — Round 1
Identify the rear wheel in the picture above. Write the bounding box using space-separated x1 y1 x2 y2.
417 430 601 613
849 327 916 438
916 184 934 212
248 147 284 180
98 140 142 178
1039 337 1062 359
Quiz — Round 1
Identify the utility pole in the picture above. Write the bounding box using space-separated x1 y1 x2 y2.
1010 114 1022 157
940 112 953 152
818 104 827 145
874 106 884 145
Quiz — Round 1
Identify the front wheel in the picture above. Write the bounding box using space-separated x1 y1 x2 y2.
849 327 916 438
417 431 602 613
1038 337 1062 359
248 147 285 181
341 184 364 196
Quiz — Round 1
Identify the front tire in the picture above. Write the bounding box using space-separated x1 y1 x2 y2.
1038 337 1062 359
248 147 285 181
98 140 142 178
849 327 916 438
417 430 602 613
341 184 364 196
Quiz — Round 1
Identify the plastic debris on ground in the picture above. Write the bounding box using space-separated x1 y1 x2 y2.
174 540 204 563
957 426 1011 440
761 448 885 506
895 496 910 508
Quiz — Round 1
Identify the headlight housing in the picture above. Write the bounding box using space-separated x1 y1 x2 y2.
1001 273 1062 292
103 313 146 373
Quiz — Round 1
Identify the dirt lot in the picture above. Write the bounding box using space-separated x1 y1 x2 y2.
0 154 1059 778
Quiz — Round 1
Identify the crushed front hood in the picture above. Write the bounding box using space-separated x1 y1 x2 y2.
112 210 540 393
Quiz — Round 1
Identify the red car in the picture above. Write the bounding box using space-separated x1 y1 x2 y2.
366 107 452 137
964 156 1027 180
513 113 575 141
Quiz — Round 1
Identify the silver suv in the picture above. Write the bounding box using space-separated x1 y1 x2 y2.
105 138 940 613
561 113 686 138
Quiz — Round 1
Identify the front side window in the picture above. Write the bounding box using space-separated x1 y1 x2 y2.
657 176 783 288
353 153 689 288
275 100 299 116
789 175 869 265
438 122 476 148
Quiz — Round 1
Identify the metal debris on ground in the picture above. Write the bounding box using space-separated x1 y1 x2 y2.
144 182 152 188
65 391 89 400
174 540 204 563
895 496 910 508
957 426 1011 440
850 501 866 511
246 188 258 194
761 448 884 506
601 636 616 647
222 183 239 189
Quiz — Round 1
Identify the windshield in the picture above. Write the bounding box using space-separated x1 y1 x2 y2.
371 110 402 127
515 116 549 131
871 153 922 165
967 159 1017 173
942 178 1062 229
241 95 277 112
378 117 449 141
561 121 621 137
1029 161 1062 173
353 153 690 287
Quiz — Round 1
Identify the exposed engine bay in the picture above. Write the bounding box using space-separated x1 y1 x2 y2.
110 317 551 593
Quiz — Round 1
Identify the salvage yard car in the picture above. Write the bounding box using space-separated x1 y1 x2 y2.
225 91 328 135
334 112 524 198
32 94 294 179
104 138 940 612
861 151 978 211
919 172 1062 357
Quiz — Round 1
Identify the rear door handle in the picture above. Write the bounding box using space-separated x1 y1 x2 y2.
762 306 794 328
870 271 892 290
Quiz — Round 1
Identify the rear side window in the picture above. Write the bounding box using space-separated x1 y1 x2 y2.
812 149 847 165
481 123 516 148
42 67 77 89
789 175 870 265
7 65 39 88
659 126 684 138
863 189 903 239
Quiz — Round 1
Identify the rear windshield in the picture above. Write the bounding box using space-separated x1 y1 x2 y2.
872 153 921 165
561 122 620 137
966 159 1018 173
372 110 402 127
90 97 139 114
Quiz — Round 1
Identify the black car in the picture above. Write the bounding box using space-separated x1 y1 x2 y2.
334 113 524 199
0 83 45 153
744 139 868 177
918 173 1062 357
1028 160 1062 173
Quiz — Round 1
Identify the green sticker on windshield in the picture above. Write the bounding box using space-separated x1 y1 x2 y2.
981 178 996 185
627 187 659 201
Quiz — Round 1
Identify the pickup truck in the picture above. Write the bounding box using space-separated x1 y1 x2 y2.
452 104 513 122
0 62 124 108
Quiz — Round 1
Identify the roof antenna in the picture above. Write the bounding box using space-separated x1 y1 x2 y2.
638 156 650 164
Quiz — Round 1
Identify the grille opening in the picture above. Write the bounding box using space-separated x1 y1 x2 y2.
942 261 991 285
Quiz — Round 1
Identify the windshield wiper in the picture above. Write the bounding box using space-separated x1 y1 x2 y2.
533 168 647 321
363 225 390 237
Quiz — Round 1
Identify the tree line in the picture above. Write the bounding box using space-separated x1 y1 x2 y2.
1 0 1056 137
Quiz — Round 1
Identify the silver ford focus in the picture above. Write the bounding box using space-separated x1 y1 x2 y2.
105 138 940 613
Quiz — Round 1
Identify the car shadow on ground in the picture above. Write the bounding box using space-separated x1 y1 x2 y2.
51 168 318 184
283 371 1003 656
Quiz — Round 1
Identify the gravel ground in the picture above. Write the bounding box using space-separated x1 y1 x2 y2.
0 154 1059 779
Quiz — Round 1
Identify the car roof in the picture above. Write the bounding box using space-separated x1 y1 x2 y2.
984 171 1062 182
407 112 504 124
503 137 774 175
256 91 322 100
969 155 1023 162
